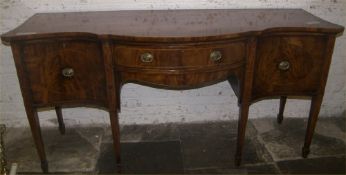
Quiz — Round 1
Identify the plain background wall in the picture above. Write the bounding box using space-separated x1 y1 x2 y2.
0 0 345 127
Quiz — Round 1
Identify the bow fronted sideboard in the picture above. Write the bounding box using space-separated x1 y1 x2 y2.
1 9 344 173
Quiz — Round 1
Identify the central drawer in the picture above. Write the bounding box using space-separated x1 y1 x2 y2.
113 41 246 88
114 41 245 69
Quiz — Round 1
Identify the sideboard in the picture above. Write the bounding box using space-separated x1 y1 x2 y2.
1 9 344 173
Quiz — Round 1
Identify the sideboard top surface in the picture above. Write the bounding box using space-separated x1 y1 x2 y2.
1 9 344 43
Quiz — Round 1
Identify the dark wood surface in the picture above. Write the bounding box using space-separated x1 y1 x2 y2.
22 39 107 107
1 9 344 173
252 35 328 100
1 9 344 43
114 41 245 68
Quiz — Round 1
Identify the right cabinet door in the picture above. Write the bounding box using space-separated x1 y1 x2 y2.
252 35 328 100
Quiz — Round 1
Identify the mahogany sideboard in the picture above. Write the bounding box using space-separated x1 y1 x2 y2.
1 9 344 173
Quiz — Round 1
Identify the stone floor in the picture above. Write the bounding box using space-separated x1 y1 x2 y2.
3 117 346 174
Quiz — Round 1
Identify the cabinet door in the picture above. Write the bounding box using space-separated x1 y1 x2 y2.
22 39 107 107
252 35 328 100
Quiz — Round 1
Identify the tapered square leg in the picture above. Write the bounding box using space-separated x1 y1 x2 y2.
235 103 250 167
109 110 121 172
102 40 122 173
25 107 48 173
302 95 323 158
277 96 287 124
234 37 257 167
55 107 65 135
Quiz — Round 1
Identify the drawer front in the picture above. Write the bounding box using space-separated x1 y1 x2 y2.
252 35 328 99
120 67 243 89
22 40 107 106
114 42 245 68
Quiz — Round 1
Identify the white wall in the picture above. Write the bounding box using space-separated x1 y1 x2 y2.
0 0 345 127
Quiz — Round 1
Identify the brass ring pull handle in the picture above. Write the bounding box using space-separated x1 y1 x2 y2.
278 60 290 71
210 51 222 62
140 53 154 63
62 68 74 78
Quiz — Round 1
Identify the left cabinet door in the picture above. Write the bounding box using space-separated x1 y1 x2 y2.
21 39 107 107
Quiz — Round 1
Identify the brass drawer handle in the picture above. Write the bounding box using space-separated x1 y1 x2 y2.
62 68 74 78
140 53 154 63
278 60 290 71
210 51 222 62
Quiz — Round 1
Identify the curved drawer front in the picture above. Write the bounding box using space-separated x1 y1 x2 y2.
120 67 243 89
22 40 107 106
252 35 328 99
114 41 245 69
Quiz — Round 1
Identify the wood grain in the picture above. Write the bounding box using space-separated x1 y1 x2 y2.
22 39 107 107
114 41 245 68
0 9 344 172
1 9 344 43
252 35 328 100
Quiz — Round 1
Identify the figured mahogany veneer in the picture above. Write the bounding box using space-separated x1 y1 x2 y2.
115 42 245 68
115 41 246 88
22 39 107 107
253 35 329 100
1 9 344 173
